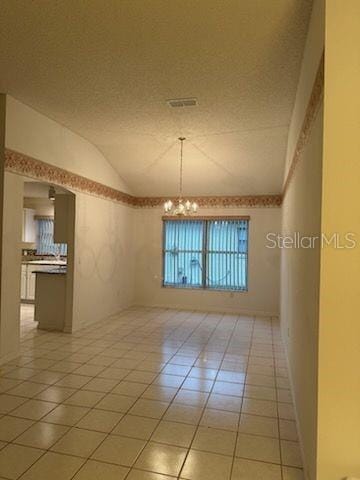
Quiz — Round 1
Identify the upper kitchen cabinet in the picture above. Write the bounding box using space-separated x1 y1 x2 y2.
54 194 75 244
22 208 37 243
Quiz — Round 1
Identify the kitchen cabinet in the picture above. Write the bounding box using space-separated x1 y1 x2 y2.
22 208 37 243
21 262 66 302
35 271 67 331
21 265 27 299
26 265 37 300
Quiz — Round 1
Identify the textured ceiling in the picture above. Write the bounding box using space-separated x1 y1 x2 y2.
0 0 312 196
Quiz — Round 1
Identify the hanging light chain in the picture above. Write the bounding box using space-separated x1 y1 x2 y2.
163 136 198 215
179 137 185 199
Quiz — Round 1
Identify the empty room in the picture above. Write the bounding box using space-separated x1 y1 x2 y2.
0 1 359 480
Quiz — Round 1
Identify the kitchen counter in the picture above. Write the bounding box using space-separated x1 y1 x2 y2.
21 260 67 303
33 267 67 275
34 270 67 331
22 260 67 265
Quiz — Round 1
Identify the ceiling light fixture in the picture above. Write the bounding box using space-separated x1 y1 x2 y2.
164 137 198 216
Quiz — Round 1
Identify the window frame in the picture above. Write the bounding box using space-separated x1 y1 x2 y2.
161 216 249 292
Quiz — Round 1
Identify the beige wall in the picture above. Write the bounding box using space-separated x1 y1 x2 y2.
317 1 360 478
0 173 23 362
0 94 5 341
281 108 323 480
134 207 281 316
6 96 130 193
0 98 23 363
72 192 135 331
282 2 360 479
280 1 324 479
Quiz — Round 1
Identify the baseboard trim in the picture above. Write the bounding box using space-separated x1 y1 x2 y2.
282 332 311 480
71 303 135 332
133 302 278 318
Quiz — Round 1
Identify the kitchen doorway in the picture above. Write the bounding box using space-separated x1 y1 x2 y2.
20 179 75 332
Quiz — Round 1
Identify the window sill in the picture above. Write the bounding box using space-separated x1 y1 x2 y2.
162 284 248 293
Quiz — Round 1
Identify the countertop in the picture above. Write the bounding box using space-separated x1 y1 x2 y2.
22 260 67 266
33 267 67 275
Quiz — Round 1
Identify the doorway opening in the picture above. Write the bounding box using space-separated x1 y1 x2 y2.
20 179 75 333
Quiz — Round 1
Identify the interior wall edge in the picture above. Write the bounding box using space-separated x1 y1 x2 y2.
0 94 6 362
280 109 323 480
282 51 324 198
282 334 310 480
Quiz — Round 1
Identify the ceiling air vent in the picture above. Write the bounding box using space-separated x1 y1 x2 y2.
167 97 198 108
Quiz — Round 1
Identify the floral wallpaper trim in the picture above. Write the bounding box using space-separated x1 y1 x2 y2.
136 195 282 208
282 52 324 197
4 148 137 206
4 148 282 208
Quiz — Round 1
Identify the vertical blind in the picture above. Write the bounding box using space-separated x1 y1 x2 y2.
37 218 67 256
163 218 248 290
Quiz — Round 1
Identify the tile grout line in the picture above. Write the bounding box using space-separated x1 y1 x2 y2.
272 315 284 480
67 309 199 480
177 312 242 480
228 314 255 480
121 309 217 480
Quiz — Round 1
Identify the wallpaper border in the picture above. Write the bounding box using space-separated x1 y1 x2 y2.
282 52 324 197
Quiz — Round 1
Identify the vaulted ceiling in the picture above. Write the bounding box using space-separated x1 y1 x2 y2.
0 0 312 196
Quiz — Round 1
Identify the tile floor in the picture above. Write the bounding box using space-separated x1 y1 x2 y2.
0 307 303 479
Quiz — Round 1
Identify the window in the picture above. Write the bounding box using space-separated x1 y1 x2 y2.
36 218 67 256
163 218 248 291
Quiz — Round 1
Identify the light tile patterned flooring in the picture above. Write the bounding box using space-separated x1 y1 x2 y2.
0 306 303 479
19 304 37 337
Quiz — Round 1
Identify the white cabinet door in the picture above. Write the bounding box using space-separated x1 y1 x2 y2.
27 268 36 300
26 265 53 301
23 209 37 243
21 265 27 300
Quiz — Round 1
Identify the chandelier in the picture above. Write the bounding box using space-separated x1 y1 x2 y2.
163 137 198 216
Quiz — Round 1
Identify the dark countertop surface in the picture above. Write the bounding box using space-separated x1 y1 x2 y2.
33 268 67 275
22 260 67 266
